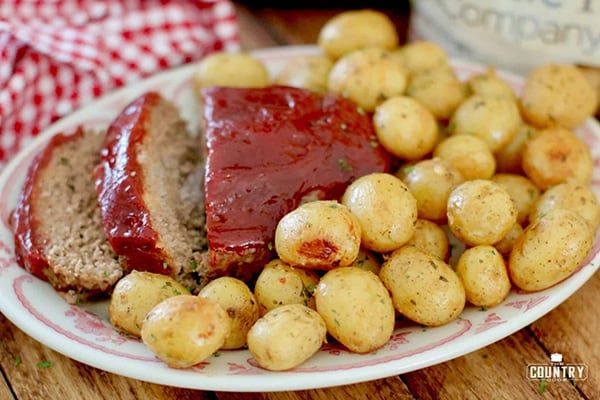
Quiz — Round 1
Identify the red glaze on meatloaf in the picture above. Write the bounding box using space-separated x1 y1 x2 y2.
95 92 208 290
95 93 165 274
12 128 123 303
12 132 80 281
202 86 391 279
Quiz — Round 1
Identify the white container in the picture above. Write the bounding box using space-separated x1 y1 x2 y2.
409 0 600 75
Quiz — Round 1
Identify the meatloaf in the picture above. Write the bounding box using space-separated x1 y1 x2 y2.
11 128 123 304
202 86 391 280
94 92 209 292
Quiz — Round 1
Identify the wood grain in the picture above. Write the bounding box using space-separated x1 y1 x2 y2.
403 329 584 399
216 377 414 400
0 370 16 400
0 315 210 400
234 4 280 50
530 271 599 399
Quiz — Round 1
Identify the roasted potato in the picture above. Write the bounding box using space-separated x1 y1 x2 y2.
456 245 511 308
192 52 269 95
433 134 496 180
449 94 521 152
493 223 523 257
579 66 600 116
342 172 418 252
405 218 450 261
490 173 540 226
315 267 395 353
494 123 537 174
247 304 327 371
373 96 439 160
350 248 382 274
275 200 361 269
254 259 320 315
141 296 231 368
392 41 448 75
406 65 465 120
198 277 259 349
328 48 408 112
521 126 593 190
398 158 464 223
447 179 518 246
528 181 600 231
109 271 190 337
465 68 516 100
509 209 594 291
273 55 333 92
380 246 465 326
520 63 598 129
318 9 399 60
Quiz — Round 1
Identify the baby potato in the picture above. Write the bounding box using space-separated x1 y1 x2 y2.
521 126 593 190
273 55 333 92
493 223 523 257
456 245 511 308
198 277 259 349
529 181 600 231
520 63 598 129
327 48 408 112
380 246 465 326
405 219 450 261
465 68 516 100
447 179 518 246
433 134 496 180
373 96 439 160
350 248 382 275
398 158 464 223
192 52 269 95
141 295 231 369
579 66 600 116
392 41 448 75
109 271 190 337
406 65 465 120
254 259 320 315
275 200 361 269
247 304 327 371
315 267 395 353
450 94 521 152
509 208 594 291
490 173 540 226
495 123 537 174
317 9 399 60
342 172 418 253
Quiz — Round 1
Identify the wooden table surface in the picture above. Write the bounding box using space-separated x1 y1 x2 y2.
1 4 598 399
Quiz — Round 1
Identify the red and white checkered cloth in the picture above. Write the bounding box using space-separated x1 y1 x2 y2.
0 0 240 169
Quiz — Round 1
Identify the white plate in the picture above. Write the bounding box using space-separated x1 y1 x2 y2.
0 45 599 392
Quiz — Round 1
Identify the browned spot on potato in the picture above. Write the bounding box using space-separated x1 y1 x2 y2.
298 239 338 260
548 148 569 163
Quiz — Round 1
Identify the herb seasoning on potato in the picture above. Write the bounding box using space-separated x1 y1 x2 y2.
380 246 465 327
316 267 395 353
509 209 594 292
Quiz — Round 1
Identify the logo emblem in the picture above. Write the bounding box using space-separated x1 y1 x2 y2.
527 353 588 382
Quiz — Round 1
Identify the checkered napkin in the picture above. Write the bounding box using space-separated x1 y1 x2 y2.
0 0 240 169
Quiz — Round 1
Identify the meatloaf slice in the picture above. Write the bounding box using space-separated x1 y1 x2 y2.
94 92 208 292
11 128 123 304
202 86 391 280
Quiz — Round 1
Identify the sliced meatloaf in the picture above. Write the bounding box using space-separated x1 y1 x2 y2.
94 92 208 292
201 86 391 280
11 128 123 304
